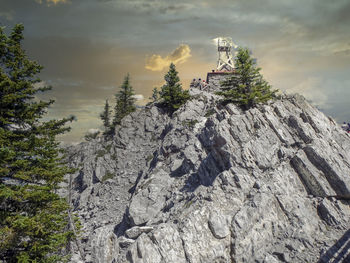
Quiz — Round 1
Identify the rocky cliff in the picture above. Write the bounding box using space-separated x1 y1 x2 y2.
66 86 350 263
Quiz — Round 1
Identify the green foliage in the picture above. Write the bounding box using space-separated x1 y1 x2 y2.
95 149 106 158
101 171 114 182
139 179 153 190
0 24 74 262
184 199 194 209
113 74 136 127
104 144 112 153
205 108 216 117
145 154 153 163
159 63 190 114
100 99 112 135
149 87 159 102
216 47 277 109
182 120 199 129
151 134 158 142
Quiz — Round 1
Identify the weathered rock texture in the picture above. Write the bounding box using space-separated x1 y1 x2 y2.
66 86 350 263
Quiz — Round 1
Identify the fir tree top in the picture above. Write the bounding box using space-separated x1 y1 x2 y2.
217 47 277 109
113 74 136 127
164 63 180 87
159 63 190 113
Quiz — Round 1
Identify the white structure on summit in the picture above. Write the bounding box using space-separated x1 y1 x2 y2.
214 37 238 71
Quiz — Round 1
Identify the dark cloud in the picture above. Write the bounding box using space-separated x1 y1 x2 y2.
24 36 125 84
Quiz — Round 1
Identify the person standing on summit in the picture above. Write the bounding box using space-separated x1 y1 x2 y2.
342 122 348 131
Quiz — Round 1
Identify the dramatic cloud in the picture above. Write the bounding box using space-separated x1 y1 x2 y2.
145 44 191 71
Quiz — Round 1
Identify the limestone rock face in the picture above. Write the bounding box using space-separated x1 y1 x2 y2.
66 88 350 263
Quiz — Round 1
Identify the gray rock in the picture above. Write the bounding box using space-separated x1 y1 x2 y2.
90 226 119 263
64 87 350 263
151 224 187 262
128 169 174 226
208 210 230 239
317 198 349 226
125 226 154 239
118 237 135 248
127 233 162 263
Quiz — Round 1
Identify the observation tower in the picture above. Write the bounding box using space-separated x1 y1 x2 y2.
216 37 237 71
206 37 238 86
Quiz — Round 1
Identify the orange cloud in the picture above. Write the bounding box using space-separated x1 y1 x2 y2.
145 44 191 71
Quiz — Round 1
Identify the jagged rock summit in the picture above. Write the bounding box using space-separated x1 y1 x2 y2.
66 86 350 263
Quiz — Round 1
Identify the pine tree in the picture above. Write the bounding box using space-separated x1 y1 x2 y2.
100 99 111 134
217 47 277 109
113 74 136 127
149 87 159 102
0 24 75 262
159 63 190 113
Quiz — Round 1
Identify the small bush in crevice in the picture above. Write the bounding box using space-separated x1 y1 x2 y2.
102 171 115 182
182 120 199 129
146 155 153 163
96 149 106 158
104 144 112 153
205 108 216 117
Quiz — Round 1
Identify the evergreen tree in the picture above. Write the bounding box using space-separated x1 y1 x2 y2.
100 99 111 134
159 63 190 113
0 24 75 262
217 47 277 109
149 87 159 102
113 74 136 127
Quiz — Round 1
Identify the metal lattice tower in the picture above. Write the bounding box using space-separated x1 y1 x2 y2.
215 37 238 71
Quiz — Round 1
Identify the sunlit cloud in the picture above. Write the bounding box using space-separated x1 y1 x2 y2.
145 44 191 71
132 94 144 101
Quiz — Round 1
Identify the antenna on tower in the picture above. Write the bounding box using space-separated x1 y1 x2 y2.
213 37 238 71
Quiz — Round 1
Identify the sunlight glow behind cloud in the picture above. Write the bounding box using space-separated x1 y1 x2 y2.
145 44 191 71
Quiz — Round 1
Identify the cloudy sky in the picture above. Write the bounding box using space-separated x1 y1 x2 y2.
1 0 349 142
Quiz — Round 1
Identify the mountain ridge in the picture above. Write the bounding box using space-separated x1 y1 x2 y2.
66 86 350 263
